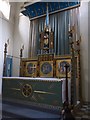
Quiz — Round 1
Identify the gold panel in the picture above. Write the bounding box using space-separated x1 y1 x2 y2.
56 59 71 78
40 61 53 77
25 61 37 77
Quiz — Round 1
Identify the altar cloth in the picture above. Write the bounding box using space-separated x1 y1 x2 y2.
3 77 62 81
2 77 63 109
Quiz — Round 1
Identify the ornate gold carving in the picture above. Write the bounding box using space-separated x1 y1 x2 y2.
56 59 71 78
22 84 32 97
40 61 53 77
25 61 37 77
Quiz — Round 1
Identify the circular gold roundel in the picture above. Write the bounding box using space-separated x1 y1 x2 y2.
22 84 32 97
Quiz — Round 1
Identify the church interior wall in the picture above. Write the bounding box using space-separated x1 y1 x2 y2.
12 3 30 77
0 15 3 95
0 2 17 94
0 1 89 103
79 2 89 102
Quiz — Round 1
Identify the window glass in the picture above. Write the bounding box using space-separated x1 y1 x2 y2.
0 0 10 20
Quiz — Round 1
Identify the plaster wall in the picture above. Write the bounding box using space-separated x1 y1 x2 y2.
79 2 89 102
12 3 30 77
0 2 16 94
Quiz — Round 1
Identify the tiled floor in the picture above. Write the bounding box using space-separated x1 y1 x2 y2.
75 103 90 120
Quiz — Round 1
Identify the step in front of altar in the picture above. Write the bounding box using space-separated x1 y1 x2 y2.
2 101 60 119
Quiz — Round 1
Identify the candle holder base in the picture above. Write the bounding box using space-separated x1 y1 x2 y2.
61 101 75 120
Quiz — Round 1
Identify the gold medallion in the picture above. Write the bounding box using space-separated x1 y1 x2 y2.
22 84 32 97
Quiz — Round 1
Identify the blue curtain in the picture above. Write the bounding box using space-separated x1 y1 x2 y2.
29 7 80 58
3 55 12 77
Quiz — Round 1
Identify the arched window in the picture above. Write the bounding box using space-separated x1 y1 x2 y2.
0 0 10 20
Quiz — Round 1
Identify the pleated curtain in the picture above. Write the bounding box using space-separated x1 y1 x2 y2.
29 7 80 58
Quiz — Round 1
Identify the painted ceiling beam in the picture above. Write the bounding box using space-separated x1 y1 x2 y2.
21 1 80 19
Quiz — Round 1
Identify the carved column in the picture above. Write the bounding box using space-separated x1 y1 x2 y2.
75 39 82 103
69 27 77 105
70 41 76 105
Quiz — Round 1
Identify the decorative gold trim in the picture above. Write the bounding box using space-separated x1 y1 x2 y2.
22 84 33 97
40 61 53 77
54 55 71 59
21 58 38 62
34 90 55 95
10 88 20 91
25 61 37 77
56 59 71 78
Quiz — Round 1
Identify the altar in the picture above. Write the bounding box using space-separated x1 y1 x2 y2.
2 77 71 110
2 77 62 109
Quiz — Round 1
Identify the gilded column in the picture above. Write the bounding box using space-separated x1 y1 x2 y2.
76 39 82 103
70 41 76 105
69 27 76 105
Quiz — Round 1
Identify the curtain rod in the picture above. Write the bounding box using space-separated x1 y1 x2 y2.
29 4 80 21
